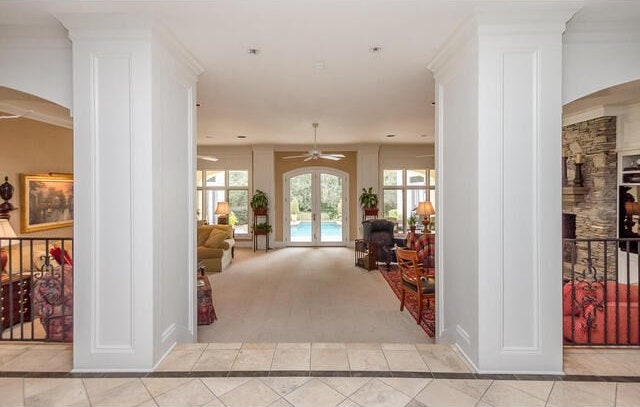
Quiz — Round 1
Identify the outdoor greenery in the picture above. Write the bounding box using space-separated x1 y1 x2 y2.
289 173 343 221
228 189 248 227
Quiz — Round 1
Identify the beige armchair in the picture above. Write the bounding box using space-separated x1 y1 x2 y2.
197 225 235 273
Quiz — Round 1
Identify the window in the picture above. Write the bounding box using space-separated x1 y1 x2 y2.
196 170 250 235
382 168 436 233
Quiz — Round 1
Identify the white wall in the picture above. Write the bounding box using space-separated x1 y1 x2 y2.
0 24 72 109
429 21 480 364
563 21 640 104
151 33 202 361
252 145 275 249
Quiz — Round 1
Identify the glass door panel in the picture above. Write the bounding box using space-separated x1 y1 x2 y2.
320 173 342 243
289 173 313 243
383 190 403 233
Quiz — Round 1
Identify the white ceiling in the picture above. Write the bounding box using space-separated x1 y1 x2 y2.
0 1 638 146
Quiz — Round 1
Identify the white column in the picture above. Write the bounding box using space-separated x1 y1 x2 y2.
63 15 202 371
357 144 379 237
429 4 581 373
252 145 275 249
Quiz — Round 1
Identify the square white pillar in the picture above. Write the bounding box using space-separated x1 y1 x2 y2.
63 15 203 371
430 4 581 373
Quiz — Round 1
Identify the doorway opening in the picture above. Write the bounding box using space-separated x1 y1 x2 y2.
283 168 348 246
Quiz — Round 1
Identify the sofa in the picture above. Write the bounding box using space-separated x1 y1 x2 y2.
197 224 235 273
562 280 639 345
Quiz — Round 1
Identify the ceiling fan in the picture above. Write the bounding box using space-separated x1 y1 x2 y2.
283 123 345 162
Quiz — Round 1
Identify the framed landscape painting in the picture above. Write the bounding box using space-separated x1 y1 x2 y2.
21 174 74 233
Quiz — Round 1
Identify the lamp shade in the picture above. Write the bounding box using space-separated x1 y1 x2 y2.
215 202 230 215
625 201 640 216
0 218 17 239
416 201 435 216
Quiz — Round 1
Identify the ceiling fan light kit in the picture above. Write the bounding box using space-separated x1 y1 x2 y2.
283 123 345 161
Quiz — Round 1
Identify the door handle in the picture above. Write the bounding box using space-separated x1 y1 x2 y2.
312 213 316 221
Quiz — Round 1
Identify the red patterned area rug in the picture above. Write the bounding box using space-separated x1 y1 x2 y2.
379 264 435 337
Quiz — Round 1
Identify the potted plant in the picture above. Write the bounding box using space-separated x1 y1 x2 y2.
359 187 379 217
251 190 269 215
252 222 272 235
408 214 417 233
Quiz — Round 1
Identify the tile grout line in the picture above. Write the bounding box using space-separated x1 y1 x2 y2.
137 377 162 407
473 379 494 407
195 377 229 407
545 381 556 406
80 377 94 407
225 344 244 374
614 382 618 407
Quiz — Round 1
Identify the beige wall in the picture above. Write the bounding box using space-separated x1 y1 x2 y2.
274 151 357 241
0 115 73 238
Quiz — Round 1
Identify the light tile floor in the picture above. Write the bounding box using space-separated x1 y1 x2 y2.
1 376 640 407
1 343 640 406
154 343 474 374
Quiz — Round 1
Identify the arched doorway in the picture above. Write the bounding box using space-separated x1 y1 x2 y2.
283 167 348 246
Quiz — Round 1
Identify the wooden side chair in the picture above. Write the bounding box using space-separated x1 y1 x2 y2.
395 248 435 325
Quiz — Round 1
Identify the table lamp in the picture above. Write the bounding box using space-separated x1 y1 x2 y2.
416 201 435 232
0 219 17 273
215 201 230 225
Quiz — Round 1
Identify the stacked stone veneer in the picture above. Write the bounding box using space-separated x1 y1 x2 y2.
562 116 617 279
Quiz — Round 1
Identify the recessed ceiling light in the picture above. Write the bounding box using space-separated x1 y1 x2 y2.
370 46 383 53
386 134 396 138
237 135 247 139
313 60 326 70
248 48 260 55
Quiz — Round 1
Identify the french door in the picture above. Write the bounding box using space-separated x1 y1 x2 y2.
284 168 348 246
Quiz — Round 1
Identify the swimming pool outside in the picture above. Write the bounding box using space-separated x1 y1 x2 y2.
290 221 342 242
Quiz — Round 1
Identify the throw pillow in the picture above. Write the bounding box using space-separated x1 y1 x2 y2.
50 246 73 265
204 229 227 249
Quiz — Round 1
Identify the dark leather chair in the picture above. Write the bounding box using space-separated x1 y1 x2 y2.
362 219 396 268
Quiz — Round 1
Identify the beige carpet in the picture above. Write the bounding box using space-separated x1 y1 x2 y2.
198 247 433 343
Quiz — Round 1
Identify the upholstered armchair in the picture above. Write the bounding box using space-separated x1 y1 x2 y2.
362 219 396 268
32 264 73 341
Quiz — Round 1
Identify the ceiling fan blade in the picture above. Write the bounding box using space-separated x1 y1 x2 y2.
197 155 219 162
283 155 310 159
328 153 345 158
319 154 342 161
304 156 314 162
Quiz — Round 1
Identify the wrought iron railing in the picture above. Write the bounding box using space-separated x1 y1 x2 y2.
563 238 639 346
1 237 73 342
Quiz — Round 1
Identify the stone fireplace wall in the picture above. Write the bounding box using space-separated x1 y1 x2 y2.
562 116 617 277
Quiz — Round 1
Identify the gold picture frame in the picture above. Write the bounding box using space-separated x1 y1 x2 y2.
21 173 73 233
